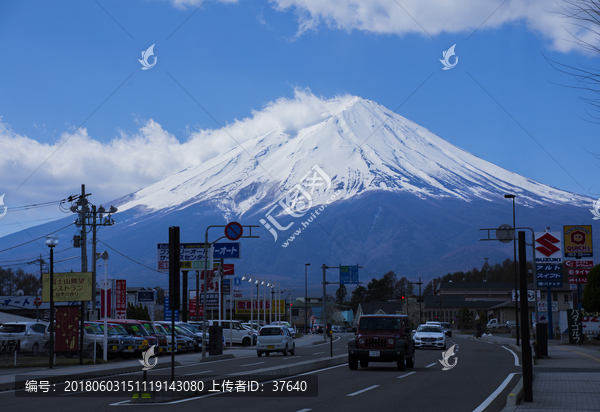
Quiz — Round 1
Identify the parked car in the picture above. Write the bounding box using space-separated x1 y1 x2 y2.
207 320 253 346
487 319 501 329
156 322 196 352
88 322 124 359
186 322 226 348
312 324 323 334
104 320 156 354
240 324 258 344
257 326 295 357
506 321 517 329
135 320 169 354
0 322 47 356
93 322 136 359
413 324 446 350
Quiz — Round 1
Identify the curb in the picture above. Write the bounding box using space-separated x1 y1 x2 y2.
505 376 523 407
131 354 348 403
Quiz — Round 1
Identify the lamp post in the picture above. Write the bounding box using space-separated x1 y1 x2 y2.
263 281 269 326
305 263 310 334
45 236 58 369
100 251 109 361
504 194 520 346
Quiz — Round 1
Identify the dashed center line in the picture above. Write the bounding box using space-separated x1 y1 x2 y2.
240 362 265 367
181 370 213 376
425 362 437 368
312 352 324 355
397 371 416 379
347 385 379 397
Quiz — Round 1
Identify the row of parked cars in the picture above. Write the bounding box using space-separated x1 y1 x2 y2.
0 319 242 359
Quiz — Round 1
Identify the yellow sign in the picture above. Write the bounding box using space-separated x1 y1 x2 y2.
42 272 93 302
563 225 593 258
235 299 286 315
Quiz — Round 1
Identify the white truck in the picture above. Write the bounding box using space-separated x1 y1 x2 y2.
486 319 501 329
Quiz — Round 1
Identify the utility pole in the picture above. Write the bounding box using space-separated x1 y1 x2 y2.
415 277 423 325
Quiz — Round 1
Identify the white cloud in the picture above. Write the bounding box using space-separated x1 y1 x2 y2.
0 89 353 237
171 0 600 53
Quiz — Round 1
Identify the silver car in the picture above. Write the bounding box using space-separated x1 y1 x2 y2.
257 326 295 357
0 322 47 355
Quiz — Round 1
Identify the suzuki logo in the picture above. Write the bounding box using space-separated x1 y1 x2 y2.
536 233 560 257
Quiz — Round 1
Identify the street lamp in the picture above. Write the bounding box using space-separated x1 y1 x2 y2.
305 263 310 334
100 251 109 361
504 193 520 346
45 236 58 369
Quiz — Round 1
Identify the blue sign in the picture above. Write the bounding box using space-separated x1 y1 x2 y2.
138 291 155 302
223 279 231 294
537 281 563 288
340 265 359 284
536 272 563 280
164 296 179 321
536 264 563 272
233 277 242 286
213 243 240 259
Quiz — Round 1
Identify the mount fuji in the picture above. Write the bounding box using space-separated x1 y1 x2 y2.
1 96 596 293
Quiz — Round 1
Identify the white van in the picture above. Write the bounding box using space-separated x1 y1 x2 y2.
207 320 253 346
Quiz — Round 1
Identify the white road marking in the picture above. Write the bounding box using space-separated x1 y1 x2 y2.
425 363 437 368
502 346 520 367
296 409 312 412
182 370 213 376
472 372 519 412
397 371 416 379
347 385 379 397
312 352 325 355
240 362 265 367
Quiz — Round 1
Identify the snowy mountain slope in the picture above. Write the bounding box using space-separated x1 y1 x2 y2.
114 96 589 219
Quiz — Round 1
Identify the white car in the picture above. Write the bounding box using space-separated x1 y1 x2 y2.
413 324 446 350
257 326 295 357
0 322 47 355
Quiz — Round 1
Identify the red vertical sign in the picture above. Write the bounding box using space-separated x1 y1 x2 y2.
116 280 126 319
55 307 80 352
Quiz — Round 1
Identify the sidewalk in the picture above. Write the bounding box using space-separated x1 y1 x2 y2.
472 333 600 411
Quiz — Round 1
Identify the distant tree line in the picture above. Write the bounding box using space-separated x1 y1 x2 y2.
335 271 414 312
0 267 40 296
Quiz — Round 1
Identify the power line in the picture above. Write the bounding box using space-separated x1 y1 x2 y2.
98 240 165 275
0 223 74 253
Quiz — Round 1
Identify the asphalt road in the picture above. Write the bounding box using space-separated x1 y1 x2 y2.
2 334 522 411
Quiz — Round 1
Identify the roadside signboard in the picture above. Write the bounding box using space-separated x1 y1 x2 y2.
213 243 240 259
565 260 594 268
512 290 539 302
535 232 563 264
582 312 600 334
233 277 242 287
164 296 179 322
567 309 583 344
235 299 285 315
563 225 593 258
233 289 242 298
223 264 234 275
537 301 558 312
568 276 588 284
42 272 93 302
115 279 127 319
222 279 231 294
138 290 155 302
537 280 563 288
157 243 211 271
340 265 359 284
536 272 562 280
100 279 112 319
189 291 218 308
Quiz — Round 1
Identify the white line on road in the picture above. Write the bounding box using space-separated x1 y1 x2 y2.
240 362 265 367
347 385 379 397
296 409 312 412
502 346 520 367
472 372 518 412
397 371 416 379
312 352 325 355
425 363 437 368
182 370 213 376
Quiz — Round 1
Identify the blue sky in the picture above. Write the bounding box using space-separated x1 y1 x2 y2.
1 0 600 238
